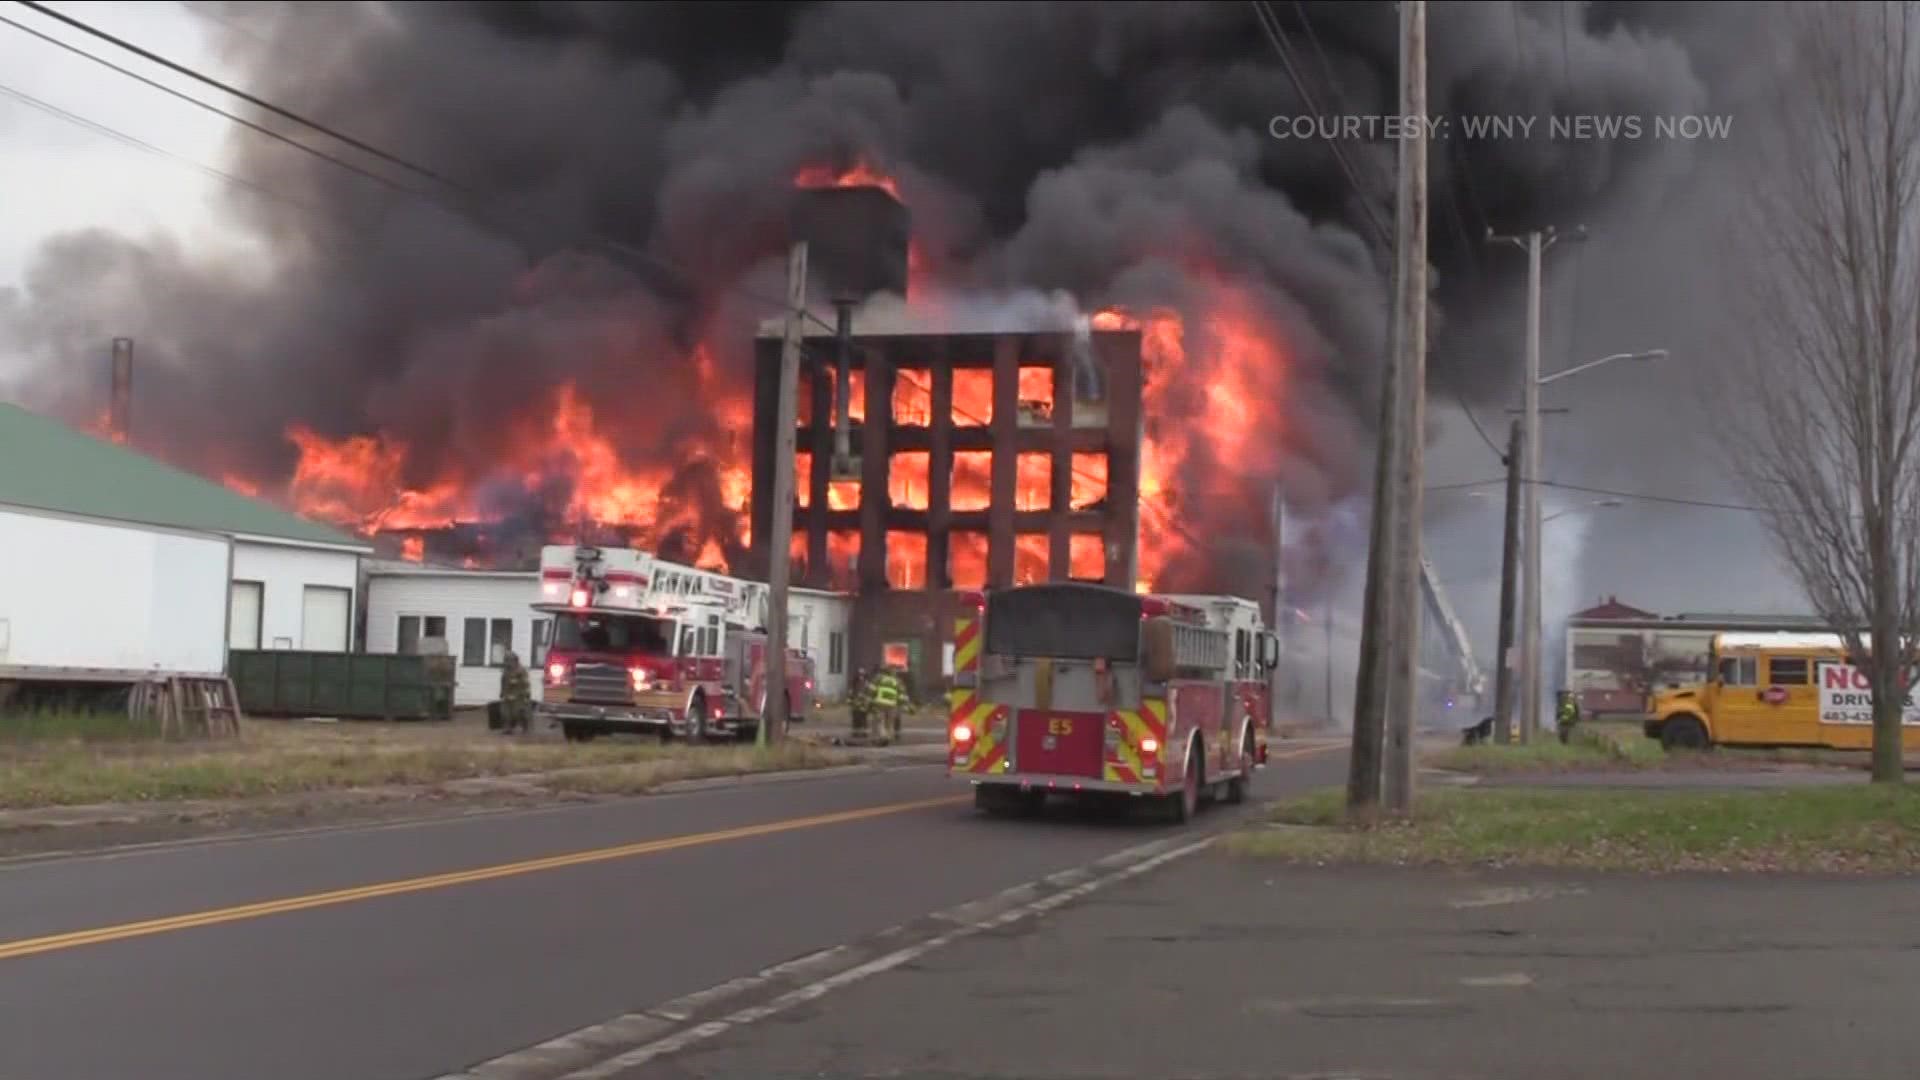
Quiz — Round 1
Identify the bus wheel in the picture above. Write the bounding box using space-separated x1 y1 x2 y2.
1661 715 1709 752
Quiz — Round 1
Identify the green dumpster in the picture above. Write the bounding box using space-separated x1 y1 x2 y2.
229 651 455 720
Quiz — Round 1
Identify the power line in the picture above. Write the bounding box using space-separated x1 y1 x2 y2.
0 76 306 213
0 3 758 311
19 0 466 195
1536 479 1768 514
1248 0 1392 249
1279 0 1503 461
1426 477 1504 493
0 11 440 204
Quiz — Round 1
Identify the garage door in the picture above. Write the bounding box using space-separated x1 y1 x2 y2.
301 586 350 652
229 581 262 650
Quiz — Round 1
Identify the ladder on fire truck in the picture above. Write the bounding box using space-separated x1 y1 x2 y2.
1419 555 1486 707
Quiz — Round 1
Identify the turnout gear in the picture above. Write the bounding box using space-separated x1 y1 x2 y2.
1555 690 1581 744
867 668 909 743
849 667 872 736
499 651 533 734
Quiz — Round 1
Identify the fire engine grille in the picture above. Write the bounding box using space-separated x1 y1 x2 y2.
571 662 632 704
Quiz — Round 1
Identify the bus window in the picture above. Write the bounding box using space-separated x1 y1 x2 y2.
1769 656 1810 685
1718 656 1758 686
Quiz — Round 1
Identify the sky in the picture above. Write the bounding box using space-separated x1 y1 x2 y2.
0 0 1813 683
0 2 250 296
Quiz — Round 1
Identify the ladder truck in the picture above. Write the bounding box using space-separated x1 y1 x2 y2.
1420 556 1486 725
532 545 814 742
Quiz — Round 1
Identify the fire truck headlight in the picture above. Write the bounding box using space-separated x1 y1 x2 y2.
1140 737 1159 754
547 661 567 683
571 587 590 608
630 667 651 691
952 723 974 744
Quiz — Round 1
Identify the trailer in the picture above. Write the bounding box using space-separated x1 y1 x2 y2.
0 505 240 732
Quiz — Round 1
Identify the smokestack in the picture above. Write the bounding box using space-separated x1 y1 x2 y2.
109 337 133 446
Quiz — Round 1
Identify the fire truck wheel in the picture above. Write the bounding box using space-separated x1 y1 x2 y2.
562 723 596 744
1166 741 1201 824
686 697 709 742
1224 730 1254 805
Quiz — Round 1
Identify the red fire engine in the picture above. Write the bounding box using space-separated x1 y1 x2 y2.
947 582 1281 823
532 545 813 742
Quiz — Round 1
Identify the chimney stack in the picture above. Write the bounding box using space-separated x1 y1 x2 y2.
110 337 133 446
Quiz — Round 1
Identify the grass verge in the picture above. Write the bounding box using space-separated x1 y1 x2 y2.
1425 724 1667 774
0 710 164 744
1225 784 1920 873
541 743 841 796
0 718 850 809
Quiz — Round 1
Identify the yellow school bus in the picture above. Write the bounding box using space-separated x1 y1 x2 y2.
1645 631 1920 751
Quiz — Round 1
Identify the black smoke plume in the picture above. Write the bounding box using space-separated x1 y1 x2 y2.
0 0 1715 591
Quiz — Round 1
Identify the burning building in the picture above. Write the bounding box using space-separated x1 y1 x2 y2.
750 318 1143 595
751 180 1146 600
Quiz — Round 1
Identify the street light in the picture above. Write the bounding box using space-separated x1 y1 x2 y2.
1537 350 1669 387
1519 350 1668 743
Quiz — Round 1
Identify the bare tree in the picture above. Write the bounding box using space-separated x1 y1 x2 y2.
1727 1 1920 782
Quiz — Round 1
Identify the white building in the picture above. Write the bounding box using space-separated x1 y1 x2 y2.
0 403 370 668
791 588 854 701
361 562 856 707
362 562 549 708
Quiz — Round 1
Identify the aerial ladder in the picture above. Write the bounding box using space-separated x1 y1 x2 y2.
1419 555 1486 719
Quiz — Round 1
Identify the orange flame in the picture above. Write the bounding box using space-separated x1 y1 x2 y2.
283 357 752 568
401 536 425 562
221 473 262 498
793 159 901 201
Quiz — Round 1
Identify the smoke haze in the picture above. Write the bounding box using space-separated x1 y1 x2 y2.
0 0 1756 606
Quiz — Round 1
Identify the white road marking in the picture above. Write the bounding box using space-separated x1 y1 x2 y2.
1449 884 1586 908
1460 972 1535 987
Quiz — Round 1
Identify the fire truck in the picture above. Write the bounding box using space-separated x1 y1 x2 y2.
532 545 814 743
947 582 1281 823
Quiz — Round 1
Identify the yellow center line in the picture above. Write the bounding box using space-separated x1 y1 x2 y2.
0 794 967 963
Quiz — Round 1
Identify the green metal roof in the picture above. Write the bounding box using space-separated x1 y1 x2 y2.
0 402 370 550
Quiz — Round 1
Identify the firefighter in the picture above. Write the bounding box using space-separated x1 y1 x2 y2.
869 665 908 744
1555 690 1582 744
848 666 871 738
499 650 532 735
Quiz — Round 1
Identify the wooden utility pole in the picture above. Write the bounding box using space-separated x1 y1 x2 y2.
1271 484 1287 723
759 241 808 748
1351 0 1428 814
1486 226 1566 743
1344 274 1402 815
1493 418 1522 744
1382 0 1427 816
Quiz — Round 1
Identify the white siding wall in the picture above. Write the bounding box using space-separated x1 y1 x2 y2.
791 591 854 701
231 541 360 652
365 573 547 708
0 506 230 675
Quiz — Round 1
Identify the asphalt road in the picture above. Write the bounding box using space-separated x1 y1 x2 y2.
659 854 1920 1080
0 743 1347 1080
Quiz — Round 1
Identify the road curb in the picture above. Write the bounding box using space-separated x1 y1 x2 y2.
433 832 1219 1080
